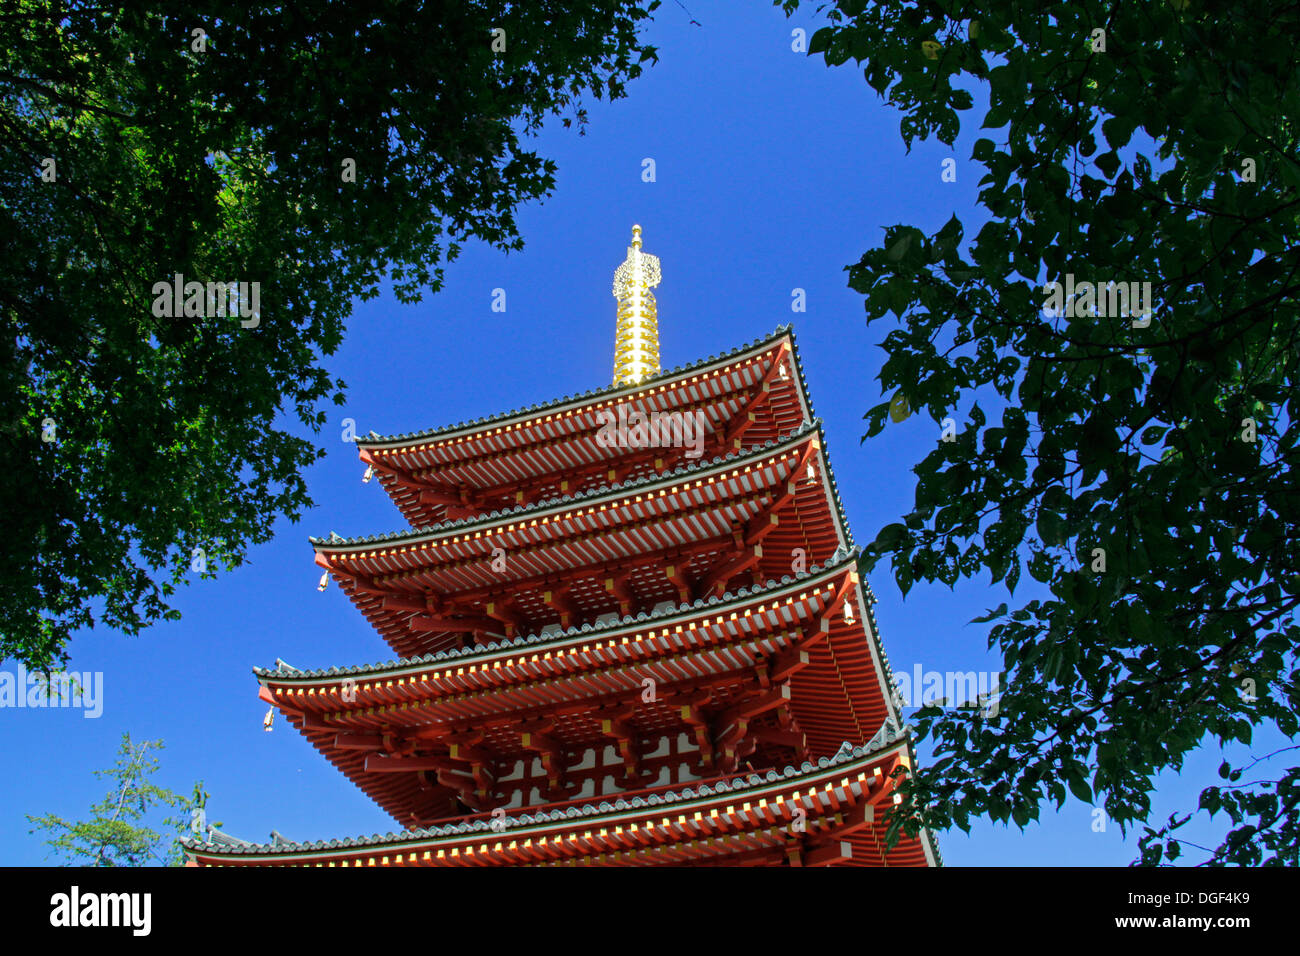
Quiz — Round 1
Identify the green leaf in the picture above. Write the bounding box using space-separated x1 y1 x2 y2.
873 522 910 553
889 390 912 422
1102 116 1136 150
1199 788 1222 815
971 602 1008 624
886 233 914 261
982 105 1010 130
1036 509 1066 547
1095 150 1121 178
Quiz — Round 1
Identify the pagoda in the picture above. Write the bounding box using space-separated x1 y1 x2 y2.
185 227 940 867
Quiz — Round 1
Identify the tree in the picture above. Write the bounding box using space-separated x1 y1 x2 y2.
781 0 1300 864
28 732 210 866
0 1 660 670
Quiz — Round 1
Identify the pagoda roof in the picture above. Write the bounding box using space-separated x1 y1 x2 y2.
359 329 812 527
357 325 813 450
259 548 866 681
260 553 908 729
314 419 846 549
313 423 856 658
182 727 942 867
261 553 914 753
257 553 909 828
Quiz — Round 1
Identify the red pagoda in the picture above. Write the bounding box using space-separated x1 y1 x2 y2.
185 227 940 867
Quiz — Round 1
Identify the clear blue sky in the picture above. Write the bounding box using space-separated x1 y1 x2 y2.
3 0 1269 866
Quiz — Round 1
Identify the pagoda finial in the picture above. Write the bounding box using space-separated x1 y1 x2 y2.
612 224 661 386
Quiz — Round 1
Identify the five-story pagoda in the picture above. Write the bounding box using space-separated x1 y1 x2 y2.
185 227 940 867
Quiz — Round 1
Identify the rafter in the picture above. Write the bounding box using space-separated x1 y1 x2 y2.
360 448 483 509
364 353 793 515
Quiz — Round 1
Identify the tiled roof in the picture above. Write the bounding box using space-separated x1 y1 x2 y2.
256 548 861 681
181 720 915 857
357 325 806 448
312 419 843 548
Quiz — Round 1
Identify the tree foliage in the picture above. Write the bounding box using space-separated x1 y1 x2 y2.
782 0 1300 864
27 732 209 866
0 0 659 669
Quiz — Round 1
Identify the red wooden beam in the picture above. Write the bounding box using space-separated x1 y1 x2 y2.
604 573 636 616
519 724 568 796
678 700 715 770
768 647 811 683
364 754 456 773
381 594 428 613
334 514 770 617
749 726 806 751
699 546 761 598
599 712 642 779
408 613 500 633
805 841 852 867
360 449 482 508
665 563 695 604
542 586 576 629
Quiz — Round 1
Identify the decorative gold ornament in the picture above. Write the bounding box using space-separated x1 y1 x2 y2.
612 224 661 386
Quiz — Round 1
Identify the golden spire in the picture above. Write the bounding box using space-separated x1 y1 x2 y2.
612 224 661 386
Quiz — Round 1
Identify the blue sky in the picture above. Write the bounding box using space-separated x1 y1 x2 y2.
2 0 1267 866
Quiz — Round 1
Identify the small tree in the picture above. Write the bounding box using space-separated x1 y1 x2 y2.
28 732 211 867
